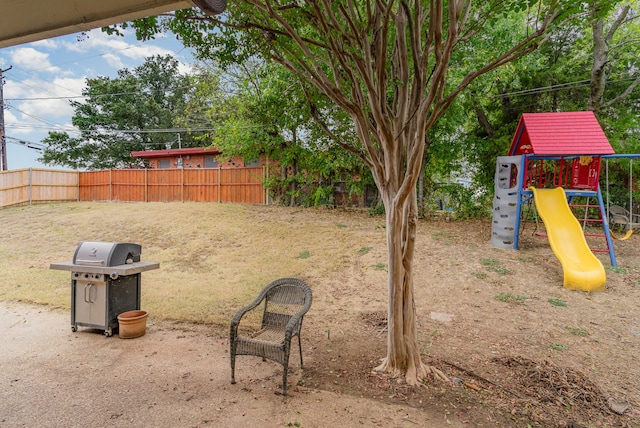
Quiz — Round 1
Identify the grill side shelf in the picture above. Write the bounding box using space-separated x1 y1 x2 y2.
50 261 160 275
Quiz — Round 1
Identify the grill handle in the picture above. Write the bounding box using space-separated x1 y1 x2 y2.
83 284 94 303
75 259 105 265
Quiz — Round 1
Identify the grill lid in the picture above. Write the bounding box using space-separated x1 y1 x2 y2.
73 242 141 267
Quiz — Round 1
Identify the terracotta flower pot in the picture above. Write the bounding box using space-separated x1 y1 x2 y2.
117 310 148 339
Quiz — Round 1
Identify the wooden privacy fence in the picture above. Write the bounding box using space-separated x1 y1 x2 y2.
80 167 266 204
0 167 267 208
0 168 79 208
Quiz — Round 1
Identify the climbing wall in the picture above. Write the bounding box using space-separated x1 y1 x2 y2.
491 156 522 249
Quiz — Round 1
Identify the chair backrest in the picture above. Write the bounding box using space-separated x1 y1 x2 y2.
610 205 630 223
261 278 312 332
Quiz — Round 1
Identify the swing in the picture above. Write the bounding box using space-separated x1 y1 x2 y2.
606 158 638 240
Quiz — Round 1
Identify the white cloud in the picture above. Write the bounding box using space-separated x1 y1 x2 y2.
31 39 58 49
55 29 194 78
102 53 125 70
177 62 193 75
9 48 60 73
60 29 177 70
52 76 86 97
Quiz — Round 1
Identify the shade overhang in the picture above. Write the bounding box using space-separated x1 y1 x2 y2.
0 0 226 49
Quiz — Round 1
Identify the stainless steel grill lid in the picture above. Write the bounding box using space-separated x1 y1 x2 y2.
72 242 141 267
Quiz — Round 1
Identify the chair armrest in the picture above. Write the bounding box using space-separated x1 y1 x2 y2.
230 286 272 333
283 296 313 340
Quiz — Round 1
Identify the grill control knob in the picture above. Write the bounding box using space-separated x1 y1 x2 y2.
110 272 119 280
84 273 90 279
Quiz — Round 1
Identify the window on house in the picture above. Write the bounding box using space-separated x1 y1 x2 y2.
204 157 218 168
159 159 171 169
244 158 259 167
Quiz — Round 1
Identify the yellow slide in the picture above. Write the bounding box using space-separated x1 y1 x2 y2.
529 187 606 292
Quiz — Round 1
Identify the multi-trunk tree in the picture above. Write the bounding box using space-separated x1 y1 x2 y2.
124 1 587 384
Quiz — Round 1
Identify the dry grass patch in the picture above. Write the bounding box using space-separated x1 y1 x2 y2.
0 202 382 324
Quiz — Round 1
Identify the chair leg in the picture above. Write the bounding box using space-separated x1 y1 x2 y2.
230 343 236 384
298 335 304 368
282 342 292 395
281 365 288 396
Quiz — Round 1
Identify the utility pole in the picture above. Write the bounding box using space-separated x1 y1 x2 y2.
0 66 12 171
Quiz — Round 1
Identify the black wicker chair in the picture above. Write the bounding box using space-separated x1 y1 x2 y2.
230 278 312 395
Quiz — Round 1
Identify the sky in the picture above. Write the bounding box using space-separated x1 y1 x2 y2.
0 28 195 170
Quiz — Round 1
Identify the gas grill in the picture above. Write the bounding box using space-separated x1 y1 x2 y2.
50 242 159 337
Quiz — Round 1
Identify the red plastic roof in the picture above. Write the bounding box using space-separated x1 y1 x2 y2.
508 111 614 156
130 147 221 159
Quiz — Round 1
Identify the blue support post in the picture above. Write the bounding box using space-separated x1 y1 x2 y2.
596 184 617 267
513 154 527 250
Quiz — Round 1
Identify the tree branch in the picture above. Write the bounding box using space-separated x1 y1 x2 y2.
602 75 640 109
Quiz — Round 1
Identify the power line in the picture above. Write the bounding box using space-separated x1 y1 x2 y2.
8 104 62 128
5 136 44 152
5 81 204 102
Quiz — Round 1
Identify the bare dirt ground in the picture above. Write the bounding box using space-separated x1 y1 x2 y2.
0 301 450 428
1 204 639 427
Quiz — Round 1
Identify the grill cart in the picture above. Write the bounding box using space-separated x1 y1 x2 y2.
50 242 159 337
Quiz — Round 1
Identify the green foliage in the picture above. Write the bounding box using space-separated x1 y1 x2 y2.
548 298 567 307
178 59 372 207
608 266 629 274
480 258 510 274
566 326 589 337
495 292 527 305
114 0 588 216
40 55 199 170
368 202 385 216
311 186 333 207
490 266 511 275
372 263 387 271
548 343 567 351
298 251 311 259
94 1 632 216
428 1 639 212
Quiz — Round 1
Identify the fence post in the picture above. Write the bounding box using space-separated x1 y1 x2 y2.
264 165 268 205
144 168 148 202
181 167 184 203
109 169 113 201
28 168 32 206
217 167 221 203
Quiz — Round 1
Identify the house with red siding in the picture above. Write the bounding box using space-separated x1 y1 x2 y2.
130 147 265 169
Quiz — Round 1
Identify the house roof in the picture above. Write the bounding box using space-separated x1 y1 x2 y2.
508 111 614 156
130 147 221 159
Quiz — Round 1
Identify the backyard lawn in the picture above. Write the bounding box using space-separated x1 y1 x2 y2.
1 201 639 426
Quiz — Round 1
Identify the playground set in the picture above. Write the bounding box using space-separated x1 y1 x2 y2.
491 111 638 292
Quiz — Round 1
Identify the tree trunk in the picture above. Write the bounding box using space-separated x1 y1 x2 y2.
589 5 634 112
589 16 606 112
474 105 495 138
374 176 429 384
289 159 298 207
417 163 425 218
